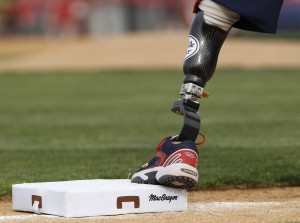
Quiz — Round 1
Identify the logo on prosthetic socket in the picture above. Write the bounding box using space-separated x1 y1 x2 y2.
185 35 199 60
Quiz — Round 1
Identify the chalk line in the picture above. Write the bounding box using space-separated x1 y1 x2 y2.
188 201 283 212
0 214 57 222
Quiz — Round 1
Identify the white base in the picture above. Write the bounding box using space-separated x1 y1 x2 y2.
12 179 187 217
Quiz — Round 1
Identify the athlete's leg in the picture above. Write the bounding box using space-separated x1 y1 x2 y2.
173 0 240 142
131 0 241 189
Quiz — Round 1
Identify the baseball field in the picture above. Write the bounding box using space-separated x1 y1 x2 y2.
0 32 299 222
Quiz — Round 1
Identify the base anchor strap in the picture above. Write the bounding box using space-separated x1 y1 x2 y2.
32 201 41 214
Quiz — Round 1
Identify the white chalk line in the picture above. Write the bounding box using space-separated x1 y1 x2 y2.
188 201 283 212
0 214 57 221
0 201 298 221
0 215 36 221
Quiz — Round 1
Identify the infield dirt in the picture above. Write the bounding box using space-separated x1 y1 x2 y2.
0 31 300 71
0 187 299 223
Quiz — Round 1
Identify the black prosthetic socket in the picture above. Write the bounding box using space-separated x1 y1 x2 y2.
174 11 229 142
184 11 229 88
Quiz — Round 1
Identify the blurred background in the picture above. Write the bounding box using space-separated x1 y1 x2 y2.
0 0 299 37
0 0 299 72
0 0 196 36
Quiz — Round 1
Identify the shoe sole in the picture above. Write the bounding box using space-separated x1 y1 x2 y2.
131 167 160 185
156 163 198 189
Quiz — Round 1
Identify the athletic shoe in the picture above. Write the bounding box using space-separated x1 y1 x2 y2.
131 134 205 189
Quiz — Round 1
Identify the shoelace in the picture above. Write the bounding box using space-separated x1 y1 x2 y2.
156 133 206 151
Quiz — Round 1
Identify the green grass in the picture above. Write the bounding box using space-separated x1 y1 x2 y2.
0 69 299 196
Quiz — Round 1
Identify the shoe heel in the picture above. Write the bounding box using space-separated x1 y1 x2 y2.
156 164 198 189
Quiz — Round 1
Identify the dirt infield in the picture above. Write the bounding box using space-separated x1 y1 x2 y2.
1 187 299 223
0 32 300 71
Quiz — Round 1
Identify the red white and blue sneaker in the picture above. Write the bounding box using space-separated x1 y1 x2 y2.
131 134 205 189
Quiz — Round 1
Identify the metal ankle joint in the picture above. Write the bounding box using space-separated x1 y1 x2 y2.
180 83 204 101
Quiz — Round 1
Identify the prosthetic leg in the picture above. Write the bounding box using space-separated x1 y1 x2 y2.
172 10 229 142
131 1 240 188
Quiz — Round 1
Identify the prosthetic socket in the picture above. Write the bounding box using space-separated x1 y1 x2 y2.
173 11 229 141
